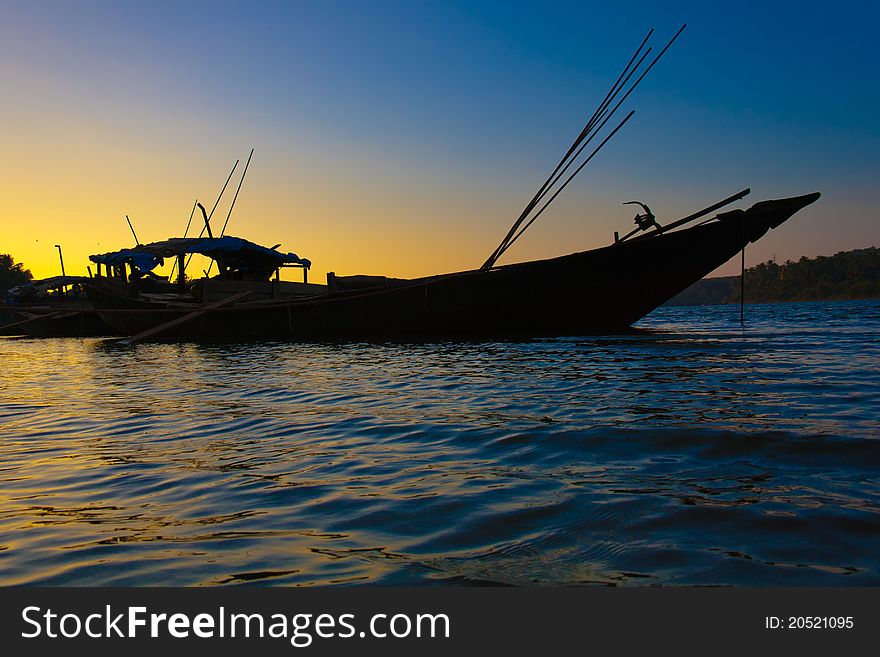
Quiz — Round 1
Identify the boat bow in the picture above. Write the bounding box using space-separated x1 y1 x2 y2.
745 191 821 231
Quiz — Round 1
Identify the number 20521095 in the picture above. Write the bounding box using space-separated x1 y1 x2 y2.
765 616 853 630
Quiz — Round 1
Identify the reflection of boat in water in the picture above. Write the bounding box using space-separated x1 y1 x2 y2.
84 191 819 341
1 276 112 337
81 26 820 341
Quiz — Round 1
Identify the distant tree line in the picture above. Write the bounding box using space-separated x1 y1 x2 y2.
0 254 33 295
666 247 880 305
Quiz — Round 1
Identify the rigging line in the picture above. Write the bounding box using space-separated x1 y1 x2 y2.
482 28 654 270
499 111 636 260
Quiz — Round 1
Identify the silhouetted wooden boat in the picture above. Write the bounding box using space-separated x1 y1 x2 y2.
84 27 821 342
1 276 112 337
84 192 820 341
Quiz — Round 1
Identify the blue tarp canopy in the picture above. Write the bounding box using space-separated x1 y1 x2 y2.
89 236 310 272
90 250 163 271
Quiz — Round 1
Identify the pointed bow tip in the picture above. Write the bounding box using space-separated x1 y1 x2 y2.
800 191 822 206
752 191 822 231
787 191 821 214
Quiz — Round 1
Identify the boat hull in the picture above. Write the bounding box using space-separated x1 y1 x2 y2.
0 305 113 337
88 193 820 341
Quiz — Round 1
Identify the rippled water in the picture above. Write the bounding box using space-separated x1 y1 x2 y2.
1 300 878 586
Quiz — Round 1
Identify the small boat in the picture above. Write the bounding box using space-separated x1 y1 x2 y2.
1 276 112 337
84 191 820 341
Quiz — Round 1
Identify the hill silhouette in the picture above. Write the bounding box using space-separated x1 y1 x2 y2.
666 247 880 305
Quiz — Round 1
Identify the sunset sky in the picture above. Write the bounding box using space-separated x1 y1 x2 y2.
1 0 877 282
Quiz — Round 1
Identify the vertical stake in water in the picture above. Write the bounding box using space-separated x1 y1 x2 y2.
740 246 745 326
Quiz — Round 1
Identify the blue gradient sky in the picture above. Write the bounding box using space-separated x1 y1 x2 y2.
1 0 877 279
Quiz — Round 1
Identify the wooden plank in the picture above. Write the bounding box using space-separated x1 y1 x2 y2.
120 291 252 344
0 310 72 331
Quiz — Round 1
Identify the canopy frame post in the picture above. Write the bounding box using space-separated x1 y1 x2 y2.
177 254 186 290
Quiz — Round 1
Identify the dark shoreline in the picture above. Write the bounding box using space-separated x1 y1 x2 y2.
666 247 880 306
666 286 880 307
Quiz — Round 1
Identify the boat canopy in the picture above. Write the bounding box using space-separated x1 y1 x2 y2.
5 276 90 303
89 236 311 273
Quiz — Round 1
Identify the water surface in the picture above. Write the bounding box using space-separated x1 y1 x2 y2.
1 300 878 585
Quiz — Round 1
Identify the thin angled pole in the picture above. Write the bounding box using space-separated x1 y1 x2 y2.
485 24 686 268
494 45 651 266
624 188 751 243
200 202 214 239
192 160 240 242
531 45 653 210
206 160 239 227
125 215 140 245
54 244 65 277
184 160 239 274
482 29 654 270
537 27 653 203
500 111 636 258
220 149 254 238
182 197 199 238
207 148 255 276
540 23 686 215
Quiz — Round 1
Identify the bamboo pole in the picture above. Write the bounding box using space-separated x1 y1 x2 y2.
481 29 655 270
1 310 71 331
220 148 254 238
183 161 239 275
119 291 252 344
206 148 255 276
501 111 637 257
482 25 686 270
125 215 140 245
